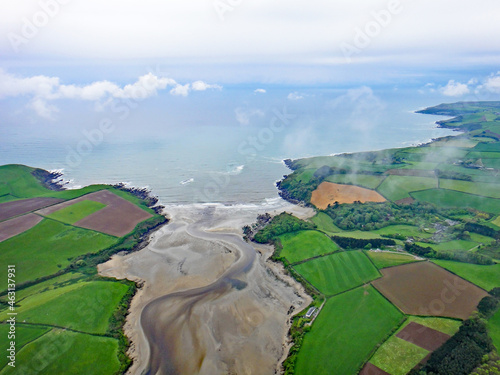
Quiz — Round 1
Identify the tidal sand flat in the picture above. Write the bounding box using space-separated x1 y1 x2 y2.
99 203 314 374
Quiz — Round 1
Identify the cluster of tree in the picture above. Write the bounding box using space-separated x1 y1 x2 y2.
412 317 495 375
435 169 473 181
477 239 500 261
324 201 439 231
252 212 316 243
465 223 500 239
469 353 500 375
331 236 395 249
276 174 321 203
405 242 434 257
434 250 494 265
404 243 494 265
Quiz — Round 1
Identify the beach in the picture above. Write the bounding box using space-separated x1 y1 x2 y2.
98 202 314 374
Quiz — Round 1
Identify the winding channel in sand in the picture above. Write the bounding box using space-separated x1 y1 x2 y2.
99 204 313 375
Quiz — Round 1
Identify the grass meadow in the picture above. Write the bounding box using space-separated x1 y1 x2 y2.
279 230 340 263
294 286 404 375
293 250 380 296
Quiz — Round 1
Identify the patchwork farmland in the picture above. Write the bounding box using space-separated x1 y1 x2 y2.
372 262 488 320
0 164 166 374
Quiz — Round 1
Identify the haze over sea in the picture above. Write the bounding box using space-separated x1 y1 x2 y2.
0 85 464 205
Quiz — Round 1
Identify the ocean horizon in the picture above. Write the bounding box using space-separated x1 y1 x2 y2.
1 87 456 206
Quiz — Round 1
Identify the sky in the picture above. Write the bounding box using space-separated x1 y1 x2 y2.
1 0 500 121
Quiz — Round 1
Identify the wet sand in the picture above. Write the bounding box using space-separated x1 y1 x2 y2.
98 202 314 375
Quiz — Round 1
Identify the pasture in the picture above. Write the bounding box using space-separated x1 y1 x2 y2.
411 189 500 213
367 316 460 375
489 309 500 351
325 173 385 190
47 200 106 224
366 251 419 269
432 260 500 291
279 230 340 264
373 224 433 239
376 175 437 202
294 286 404 375
310 212 341 234
439 179 500 199
0 329 121 375
369 335 428 375
293 250 380 296
0 219 117 291
0 325 50 369
0 214 43 242
39 190 153 237
5 281 129 334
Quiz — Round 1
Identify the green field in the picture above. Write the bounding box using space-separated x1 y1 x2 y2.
432 260 500 290
492 216 500 227
370 335 429 375
407 316 461 336
0 219 117 290
373 224 434 239
412 189 500 213
489 309 500 351
366 251 419 269
5 272 86 303
400 162 439 170
2 282 129 334
0 329 121 375
439 179 500 199
295 286 404 375
0 325 50 369
47 200 107 224
325 173 385 190
293 251 380 295
310 212 341 234
0 165 54 201
369 316 461 375
279 230 340 263
377 175 438 201
424 239 479 253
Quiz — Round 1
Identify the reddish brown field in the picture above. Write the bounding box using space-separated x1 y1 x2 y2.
37 190 152 237
0 197 63 221
0 213 43 242
372 262 488 320
310 181 386 209
359 363 391 375
396 322 450 351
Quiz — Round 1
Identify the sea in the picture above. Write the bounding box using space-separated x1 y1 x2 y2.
0 86 457 207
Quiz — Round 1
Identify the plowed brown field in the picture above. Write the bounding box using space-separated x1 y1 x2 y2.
310 181 386 209
372 262 488 320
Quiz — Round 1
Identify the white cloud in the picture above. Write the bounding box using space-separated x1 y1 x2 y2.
0 69 221 118
170 84 190 97
27 97 59 119
235 107 264 125
440 80 470 96
191 80 222 91
287 92 303 101
1 0 499 69
254 88 266 94
481 72 500 93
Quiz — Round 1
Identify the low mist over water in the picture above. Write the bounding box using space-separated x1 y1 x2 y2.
0 87 455 205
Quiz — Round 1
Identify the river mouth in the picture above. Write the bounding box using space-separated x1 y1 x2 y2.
99 203 313 375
